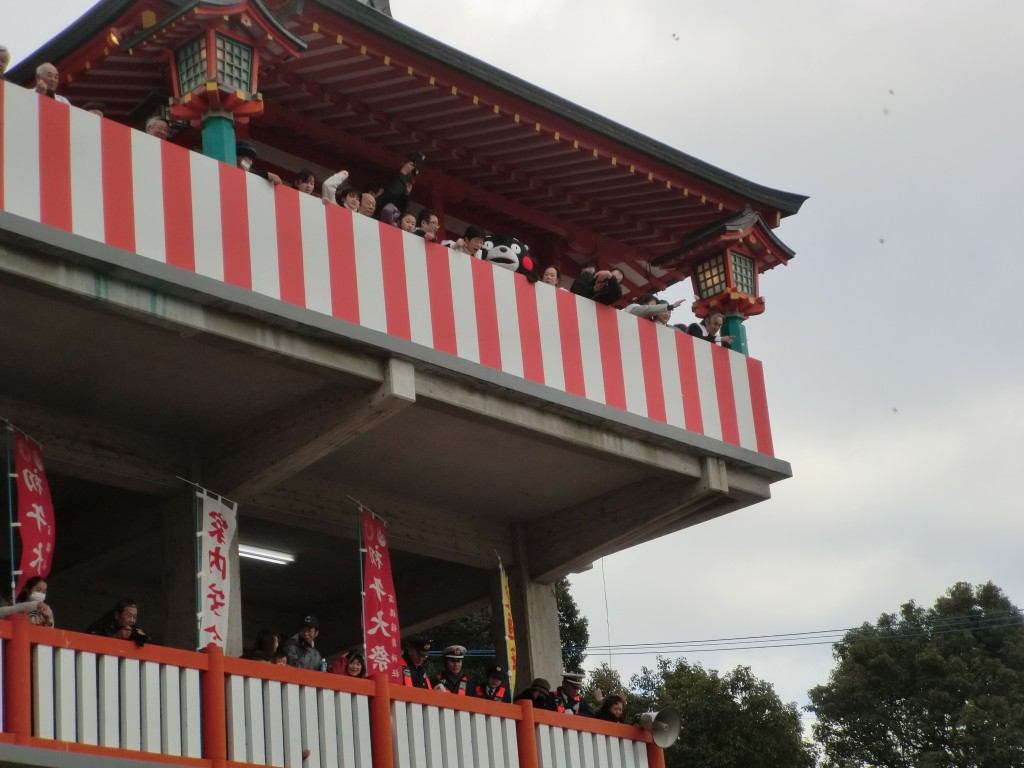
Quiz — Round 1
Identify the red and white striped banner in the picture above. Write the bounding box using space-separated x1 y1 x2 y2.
361 510 402 683
0 83 775 458
198 489 236 649
13 431 55 596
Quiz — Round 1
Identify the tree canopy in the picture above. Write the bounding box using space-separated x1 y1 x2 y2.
631 657 815 768
807 581 1024 768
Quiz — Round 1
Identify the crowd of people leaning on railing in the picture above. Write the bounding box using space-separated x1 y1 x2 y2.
244 615 629 721
0 53 733 347
2 592 625 721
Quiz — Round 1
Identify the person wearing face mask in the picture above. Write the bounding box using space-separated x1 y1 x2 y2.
16 577 54 627
5 576 54 626
235 141 282 186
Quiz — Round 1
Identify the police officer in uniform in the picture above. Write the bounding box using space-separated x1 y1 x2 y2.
433 644 469 695
473 664 512 703
553 672 594 716
401 637 432 689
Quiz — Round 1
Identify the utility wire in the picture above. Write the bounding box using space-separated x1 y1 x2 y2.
433 613 1024 660
571 612 1024 655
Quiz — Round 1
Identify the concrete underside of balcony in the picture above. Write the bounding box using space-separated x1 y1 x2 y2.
0 221 787 681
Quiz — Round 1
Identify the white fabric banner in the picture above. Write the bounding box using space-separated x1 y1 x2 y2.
197 490 237 649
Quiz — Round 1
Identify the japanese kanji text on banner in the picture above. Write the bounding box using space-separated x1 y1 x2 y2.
198 490 237 648
14 431 55 596
361 509 403 683
499 560 518 694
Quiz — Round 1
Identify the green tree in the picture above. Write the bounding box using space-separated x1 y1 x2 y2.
583 662 646 720
557 577 589 673
632 657 815 768
424 576 590 683
807 581 1024 768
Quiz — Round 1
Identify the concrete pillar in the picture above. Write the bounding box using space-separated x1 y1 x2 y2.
160 490 243 656
160 491 199 651
496 524 562 691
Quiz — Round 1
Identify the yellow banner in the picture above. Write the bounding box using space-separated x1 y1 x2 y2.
499 562 517 693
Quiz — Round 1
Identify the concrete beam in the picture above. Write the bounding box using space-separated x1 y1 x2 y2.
0 395 185 495
0 241 383 383
415 370 704 480
248 476 514 569
526 457 736 582
204 357 416 502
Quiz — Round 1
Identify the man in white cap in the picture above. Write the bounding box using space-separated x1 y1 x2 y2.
433 644 469 695
553 671 594 716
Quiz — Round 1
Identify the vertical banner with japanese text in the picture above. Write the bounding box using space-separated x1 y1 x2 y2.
198 489 236 649
499 560 517 694
361 509 403 683
14 432 55 596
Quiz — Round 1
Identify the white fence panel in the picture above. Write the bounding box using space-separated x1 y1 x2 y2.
225 674 246 760
31 645 55 739
223 675 372 768
181 667 202 758
54 647 76 741
140 660 161 752
97 654 119 747
245 676 268 764
119 658 141 751
160 663 182 756
75 651 98 745
317 688 338 768
264 679 285 766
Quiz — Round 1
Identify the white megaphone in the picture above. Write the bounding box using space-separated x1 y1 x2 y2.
638 707 681 749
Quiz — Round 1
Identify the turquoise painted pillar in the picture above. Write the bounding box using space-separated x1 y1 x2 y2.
201 113 236 165
722 314 748 356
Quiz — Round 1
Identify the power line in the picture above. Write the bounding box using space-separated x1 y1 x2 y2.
433 611 1024 661
574 611 1024 655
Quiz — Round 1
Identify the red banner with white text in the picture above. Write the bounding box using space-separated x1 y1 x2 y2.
14 432 55 596
361 510 403 683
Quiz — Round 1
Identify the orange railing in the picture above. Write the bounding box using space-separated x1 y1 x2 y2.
0 617 659 768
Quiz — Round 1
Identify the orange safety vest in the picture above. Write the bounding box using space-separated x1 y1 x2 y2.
434 674 468 695
402 664 432 689
475 685 507 701
555 691 581 714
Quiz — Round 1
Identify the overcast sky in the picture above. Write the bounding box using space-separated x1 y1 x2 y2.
8 0 1024 728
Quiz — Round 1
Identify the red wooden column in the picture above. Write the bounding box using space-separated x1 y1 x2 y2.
201 643 227 768
647 741 667 768
4 615 32 744
370 674 395 768
515 699 539 768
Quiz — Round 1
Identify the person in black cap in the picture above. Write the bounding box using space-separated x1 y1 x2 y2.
473 664 512 703
235 140 282 186
282 615 324 671
433 644 469 695
513 677 557 711
553 672 594 716
401 636 432 689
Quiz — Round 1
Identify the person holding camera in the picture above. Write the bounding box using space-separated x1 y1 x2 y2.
374 153 422 223
87 598 151 646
